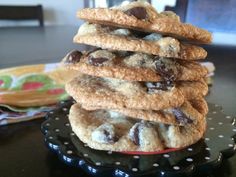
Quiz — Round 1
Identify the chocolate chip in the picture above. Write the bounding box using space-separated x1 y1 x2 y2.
64 50 82 64
129 120 156 146
129 121 153 145
130 123 141 145
145 81 174 93
88 50 115 66
155 58 175 81
130 29 149 38
115 51 133 58
172 108 193 125
125 7 148 20
102 129 117 142
88 57 109 66
91 123 117 144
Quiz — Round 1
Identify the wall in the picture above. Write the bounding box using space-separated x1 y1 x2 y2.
0 0 84 26
153 0 236 45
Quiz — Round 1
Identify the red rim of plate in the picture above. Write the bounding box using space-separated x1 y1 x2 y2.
120 147 184 155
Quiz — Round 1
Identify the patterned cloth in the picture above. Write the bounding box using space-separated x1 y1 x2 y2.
0 63 72 125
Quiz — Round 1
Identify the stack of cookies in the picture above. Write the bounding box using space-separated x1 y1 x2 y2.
62 1 212 152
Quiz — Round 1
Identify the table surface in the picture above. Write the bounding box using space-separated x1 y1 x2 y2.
0 26 236 177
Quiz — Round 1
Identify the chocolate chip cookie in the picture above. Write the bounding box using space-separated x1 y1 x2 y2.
69 103 206 151
189 97 208 116
177 79 208 99
73 23 207 60
77 1 212 44
62 49 208 82
82 99 206 126
65 74 185 111
66 75 207 111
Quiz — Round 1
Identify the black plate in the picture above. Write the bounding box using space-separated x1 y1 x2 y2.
41 100 236 177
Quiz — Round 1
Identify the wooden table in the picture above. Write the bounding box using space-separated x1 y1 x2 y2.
0 26 236 177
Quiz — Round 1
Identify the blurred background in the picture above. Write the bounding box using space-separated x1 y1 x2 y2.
0 0 236 45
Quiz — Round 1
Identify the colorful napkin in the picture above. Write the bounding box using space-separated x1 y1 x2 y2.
0 63 76 125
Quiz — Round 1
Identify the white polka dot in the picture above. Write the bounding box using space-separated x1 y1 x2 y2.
173 166 180 170
64 142 69 145
65 123 70 127
218 122 223 125
205 138 210 141
205 147 211 151
46 123 50 126
210 127 215 130
67 150 73 154
187 148 193 151
233 128 236 132
49 111 54 114
228 144 234 147
218 135 224 138
107 151 112 154
226 116 231 119
70 133 75 136
48 136 53 139
115 162 121 165
133 155 140 159
61 101 65 104
208 117 212 120
55 117 60 120
83 153 88 157
205 157 210 160
153 163 159 167
215 104 219 107
55 129 60 132
163 154 170 158
212 111 217 114
132 168 138 172
63 108 68 111
186 158 193 162
95 162 101 166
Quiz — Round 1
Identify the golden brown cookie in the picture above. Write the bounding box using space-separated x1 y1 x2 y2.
189 98 208 116
177 79 208 100
66 75 185 111
66 75 207 111
82 100 204 126
73 23 207 60
62 49 208 82
158 118 206 148
69 103 206 151
77 1 212 44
